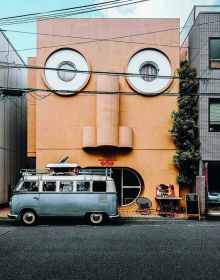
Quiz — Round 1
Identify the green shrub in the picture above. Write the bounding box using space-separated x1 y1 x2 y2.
170 61 201 187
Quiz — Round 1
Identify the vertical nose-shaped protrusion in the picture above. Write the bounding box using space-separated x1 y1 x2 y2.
96 76 119 147
82 75 133 149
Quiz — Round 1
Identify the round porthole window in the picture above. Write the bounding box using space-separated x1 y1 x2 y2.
139 61 159 82
57 61 76 82
126 49 172 95
44 49 90 95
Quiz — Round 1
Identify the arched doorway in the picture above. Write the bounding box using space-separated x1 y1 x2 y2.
87 167 143 206
111 168 143 206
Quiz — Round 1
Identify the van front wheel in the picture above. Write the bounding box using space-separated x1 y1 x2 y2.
88 213 104 225
21 210 37 225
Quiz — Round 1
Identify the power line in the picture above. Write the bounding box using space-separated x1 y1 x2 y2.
0 0 121 21
0 38 182 54
1 8 220 36
0 5 216 101
0 86 173 96
2 24 181 43
1 28 183 52
1 85 220 97
0 61 219 82
0 0 149 26
0 61 178 79
0 1 130 24
2 16 220 53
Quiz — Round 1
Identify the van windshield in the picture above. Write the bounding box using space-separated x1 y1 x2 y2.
16 181 39 192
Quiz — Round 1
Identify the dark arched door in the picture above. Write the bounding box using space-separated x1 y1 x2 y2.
111 168 142 206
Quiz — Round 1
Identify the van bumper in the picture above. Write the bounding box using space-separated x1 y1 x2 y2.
109 214 119 220
8 213 19 219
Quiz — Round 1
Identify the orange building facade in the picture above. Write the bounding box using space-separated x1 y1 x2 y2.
28 18 180 211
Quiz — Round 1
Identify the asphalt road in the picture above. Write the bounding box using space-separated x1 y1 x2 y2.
0 219 220 280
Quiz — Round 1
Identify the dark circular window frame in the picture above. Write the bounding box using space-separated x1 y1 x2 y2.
139 61 159 82
57 61 77 82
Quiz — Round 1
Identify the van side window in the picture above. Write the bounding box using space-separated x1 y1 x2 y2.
93 181 106 192
76 181 90 192
20 181 39 192
60 181 73 192
43 182 56 192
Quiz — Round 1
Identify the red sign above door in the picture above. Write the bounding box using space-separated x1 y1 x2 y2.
98 159 116 166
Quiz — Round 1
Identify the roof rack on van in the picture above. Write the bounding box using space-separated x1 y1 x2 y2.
20 169 49 175
78 168 112 180
20 169 50 181
78 168 112 176
19 168 113 180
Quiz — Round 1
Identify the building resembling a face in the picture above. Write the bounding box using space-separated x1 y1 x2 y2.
28 19 179 208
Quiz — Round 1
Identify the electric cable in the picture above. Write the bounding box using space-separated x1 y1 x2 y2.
0 0 123 21
1 16 220 53
0 29 183 53
0 0 149 26
1 6 219 100
2 85 220 97
0 61 219 82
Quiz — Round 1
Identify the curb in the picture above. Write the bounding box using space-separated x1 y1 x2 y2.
0 217 11 221
0 216 190 223
119 217 189 222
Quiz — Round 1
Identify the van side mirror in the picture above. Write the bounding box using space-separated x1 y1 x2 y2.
9 185 15 193
8 184 14 199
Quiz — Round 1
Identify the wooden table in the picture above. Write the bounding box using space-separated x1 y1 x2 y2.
155 196 183 216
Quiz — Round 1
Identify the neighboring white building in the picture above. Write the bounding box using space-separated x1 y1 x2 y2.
0 30 27 205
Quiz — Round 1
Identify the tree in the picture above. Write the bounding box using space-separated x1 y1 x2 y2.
170 60 201 188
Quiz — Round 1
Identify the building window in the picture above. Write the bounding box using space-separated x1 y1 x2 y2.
139 62 158 82
126 49 172 95
209 100 220 132
44 49 90 95
57 61 76 82
209 38 220 69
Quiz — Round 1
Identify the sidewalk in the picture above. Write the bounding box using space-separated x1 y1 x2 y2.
0 207 9 218
118 204 187 219
0 206 187 220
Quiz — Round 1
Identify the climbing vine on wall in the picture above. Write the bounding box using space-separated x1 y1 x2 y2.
170 60 201 187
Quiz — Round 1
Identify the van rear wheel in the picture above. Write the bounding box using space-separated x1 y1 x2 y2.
21 210 37 225
88 213 104 225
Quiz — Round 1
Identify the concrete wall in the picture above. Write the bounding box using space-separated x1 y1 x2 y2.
189 13 220 164
0 31 27 204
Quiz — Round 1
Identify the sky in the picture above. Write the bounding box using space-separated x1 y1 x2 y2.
0 0 220 62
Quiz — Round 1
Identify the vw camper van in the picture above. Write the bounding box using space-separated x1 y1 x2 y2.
8 165 119 225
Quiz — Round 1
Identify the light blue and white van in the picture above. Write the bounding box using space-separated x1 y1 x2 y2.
8 166 119 225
